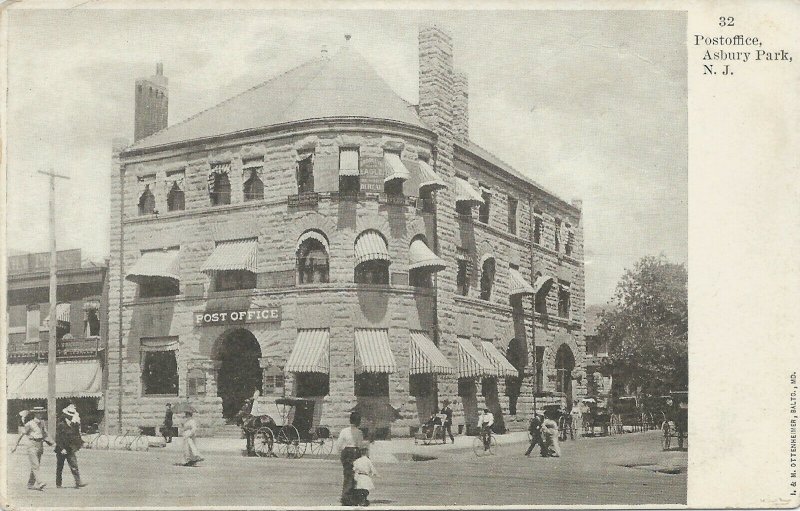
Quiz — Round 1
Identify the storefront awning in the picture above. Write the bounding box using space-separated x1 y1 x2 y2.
454 177 484 207
285 329 330 374
417 160 447 192
354 329 396 374
409 331 454 375
8 361 103 400
533 275 555 295
508 268 535 298
354 231 390 266
456 338 498 378
126 249 180 283
201 239 258 274
384 152 410 183
408 239 446 272
6 363 38 398
479 341 519 377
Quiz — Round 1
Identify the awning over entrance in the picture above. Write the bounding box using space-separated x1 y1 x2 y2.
409 331 454 375
454 177 484 208
201 239 258 274
508 268 535 298
126 249 180 283
479 341 519 377
533 275 555 295
408 239 446 272
417 160 447 192
285 329 330 374
7 361 103 400
455 338 498 378
354 231 390 266
383 152 410 183
354 329 396 374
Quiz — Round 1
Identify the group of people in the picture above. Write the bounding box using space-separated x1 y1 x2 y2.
524 411 562 457
335 411 378 506
12 404 87 491
161 403 204 466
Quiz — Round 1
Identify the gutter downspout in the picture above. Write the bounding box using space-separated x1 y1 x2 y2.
117 163 125 433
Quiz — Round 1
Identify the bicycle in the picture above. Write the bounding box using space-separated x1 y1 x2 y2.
472 428 498 456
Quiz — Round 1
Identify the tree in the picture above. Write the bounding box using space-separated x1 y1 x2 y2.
597 255 688 396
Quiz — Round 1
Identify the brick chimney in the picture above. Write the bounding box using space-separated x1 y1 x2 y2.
452 70 469 144
134 63 168 142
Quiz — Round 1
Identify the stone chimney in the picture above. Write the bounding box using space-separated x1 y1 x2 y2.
452 70 469 144
134 63 168 142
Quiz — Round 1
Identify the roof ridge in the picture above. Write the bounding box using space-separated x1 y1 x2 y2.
132 57 324 148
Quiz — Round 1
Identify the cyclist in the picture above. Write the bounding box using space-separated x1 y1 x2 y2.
477 408 494 451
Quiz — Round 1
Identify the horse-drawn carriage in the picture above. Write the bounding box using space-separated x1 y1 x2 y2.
612 395 647 433
660 391 688 450
581 397 617 436
238 398 333 458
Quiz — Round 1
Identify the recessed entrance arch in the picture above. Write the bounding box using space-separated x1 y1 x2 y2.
215 329 262 420
555 344 575 410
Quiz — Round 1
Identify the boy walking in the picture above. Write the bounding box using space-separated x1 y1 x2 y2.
11 408 53 491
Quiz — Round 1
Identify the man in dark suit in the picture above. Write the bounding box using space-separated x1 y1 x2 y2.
162 403 174 443
440 400 455 443
55 404 87 489
524 412 544 456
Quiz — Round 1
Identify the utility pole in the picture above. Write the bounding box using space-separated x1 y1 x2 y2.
38 169 70 435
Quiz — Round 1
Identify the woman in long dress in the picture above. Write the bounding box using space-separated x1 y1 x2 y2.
181 411 204 466
541 416 561 457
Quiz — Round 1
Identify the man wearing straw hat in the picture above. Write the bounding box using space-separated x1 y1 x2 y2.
11 407 53 491
55 403 87 488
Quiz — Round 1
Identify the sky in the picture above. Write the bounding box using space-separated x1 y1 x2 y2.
5 9 687 305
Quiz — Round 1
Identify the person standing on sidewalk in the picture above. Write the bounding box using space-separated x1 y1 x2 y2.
11 407 53 491
181 411 204 466
440 400 455 443
162 403 174 443
477 409 494 451
55 404 87 489
335 411 365 506
524 413 544 456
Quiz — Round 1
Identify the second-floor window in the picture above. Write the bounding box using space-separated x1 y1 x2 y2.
215 270 256 292
138 185 155 215
209 163 232 206
479 256 495 301
167 182 184 211
26 305 40 342
478 188 491 224
558 281 571 318
297 154 315 194
84 303 100 337
55 302 71 341
507 196 518 235
243 169 264 201
533 208 543 244
297 231 330 284
456 259 469 296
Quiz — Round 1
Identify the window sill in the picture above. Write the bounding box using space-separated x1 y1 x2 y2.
142 394 179 398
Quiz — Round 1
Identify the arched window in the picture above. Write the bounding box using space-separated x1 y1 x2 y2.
354 230 390 285
479 256 495 301
555 344 576 402
243 169 264 201
138 185 155 215
167 182 184 211
297 230 330 284
210 173 231 206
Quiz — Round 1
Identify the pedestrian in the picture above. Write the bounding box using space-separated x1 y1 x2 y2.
162 403 174 443
351 447 378 506
181 410 204 466
335 411 365 506
541 413 561 457
570 400 582 439
477 408 494 451
55 404 87 488
11 407 53 491
524 412 544 456
440 400 455 443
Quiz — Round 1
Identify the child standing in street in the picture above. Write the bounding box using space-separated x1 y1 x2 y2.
351 447 378 506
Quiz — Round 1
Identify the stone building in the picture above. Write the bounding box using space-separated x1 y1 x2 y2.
5 249 108 431
107 26 585 437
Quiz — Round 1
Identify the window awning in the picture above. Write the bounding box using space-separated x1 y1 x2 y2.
285 329 330 374
479 341 519 377
408 239 446 272
201 239 258 274
533 275 555 295
339 149 360 177
7 361 103 400
141 337 180 352
409 331 454 375
454 177 485 207
354 231 390 266
384 152 410 183
417 160 447 192
296 230 329 252
456 338 498 378
354 329 396 374
508 268 535 298
126 249 180 283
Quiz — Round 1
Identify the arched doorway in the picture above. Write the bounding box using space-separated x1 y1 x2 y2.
216 329 262 420
555 344 575 410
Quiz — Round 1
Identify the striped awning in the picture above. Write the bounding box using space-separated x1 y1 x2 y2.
6 363 38 398
533 275 555 295
126 249 180 283
354 329 396 374
296 230 329 252
456 338 498 378
384 152 410 183
479 341 519 377
8 361 103 400
339 148 360 177
285 329 330 374
409 331 454 375
408 239 446 272
201 239 258 274
454 177 484 207
508 268 535 298
354 231 390 266
417 160 447 192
